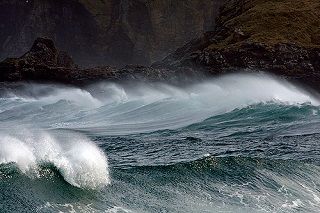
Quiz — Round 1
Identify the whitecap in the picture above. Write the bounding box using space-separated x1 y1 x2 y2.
0 130 110 189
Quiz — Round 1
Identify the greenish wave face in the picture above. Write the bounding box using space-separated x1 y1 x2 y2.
1 73 320 212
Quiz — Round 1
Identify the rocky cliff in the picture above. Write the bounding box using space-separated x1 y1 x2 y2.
0 37 204 85
0 0 226 66
157 0 320 89
1 0 320 91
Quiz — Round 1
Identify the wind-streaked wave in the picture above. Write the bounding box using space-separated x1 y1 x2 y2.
0 73 318 135
1 73 320 212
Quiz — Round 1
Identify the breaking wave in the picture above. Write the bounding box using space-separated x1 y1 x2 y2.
0 130 110 189
0 73 318 135
1 73 320 212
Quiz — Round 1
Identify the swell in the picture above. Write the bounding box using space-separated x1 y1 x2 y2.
184 102 320 132
110 156 320 212
124 155 319 174
2 155 320 212
2 155 319 191
1 73 320 212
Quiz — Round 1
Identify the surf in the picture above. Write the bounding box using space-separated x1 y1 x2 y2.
1 73 320 212
0 73 318 135
0 130 110 189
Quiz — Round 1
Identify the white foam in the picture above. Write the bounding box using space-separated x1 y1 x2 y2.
0 73 318 134
92 73 319 113
0 136 37 173
1 83 102 108
0 130 110 189
40 88 102 108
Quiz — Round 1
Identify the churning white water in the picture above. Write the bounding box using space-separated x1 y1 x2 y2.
0 130 110 189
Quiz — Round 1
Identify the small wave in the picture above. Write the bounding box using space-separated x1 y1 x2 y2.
0 130 110 189
125 155 320 179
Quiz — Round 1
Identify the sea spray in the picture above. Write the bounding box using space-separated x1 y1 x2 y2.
0 130 110 189
1 73 320 212
0 73 318 135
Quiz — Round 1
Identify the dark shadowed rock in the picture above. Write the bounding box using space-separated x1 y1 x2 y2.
0 0 226 66
0 38 113 84
1 0 320 91
157 0 320 90
20 37 76 68
0 37 201 85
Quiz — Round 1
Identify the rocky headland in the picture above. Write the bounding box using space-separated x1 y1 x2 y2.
1 0 320 90
0 37 205 86
156 0 320 89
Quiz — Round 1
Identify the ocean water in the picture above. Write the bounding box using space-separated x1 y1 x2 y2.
1 73 320 212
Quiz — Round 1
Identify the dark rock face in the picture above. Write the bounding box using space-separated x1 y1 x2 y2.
0 37 204 85
157 0 320 90
0 0 226 67
195 42 320 89
22 38 74 68
0 0 99 66
2 0 320 91
0 38 113 84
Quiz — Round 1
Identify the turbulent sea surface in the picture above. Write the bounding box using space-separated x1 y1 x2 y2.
1 73 320 212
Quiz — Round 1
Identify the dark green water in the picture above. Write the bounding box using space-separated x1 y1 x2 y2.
1 74 320 212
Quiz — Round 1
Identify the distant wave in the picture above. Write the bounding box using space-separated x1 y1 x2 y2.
0 73 318 135
0 130 110 189
124 155 320 176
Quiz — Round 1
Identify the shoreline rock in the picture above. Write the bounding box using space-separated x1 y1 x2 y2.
156 0 320 90
1 0 320 91
0 37 205 86
1 36 320 91
0 38 115 85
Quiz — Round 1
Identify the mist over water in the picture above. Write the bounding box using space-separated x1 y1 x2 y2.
0 73 317 134
1 73 320 212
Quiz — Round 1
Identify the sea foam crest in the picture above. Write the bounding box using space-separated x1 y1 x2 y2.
0 130 110 189
0 73 319 135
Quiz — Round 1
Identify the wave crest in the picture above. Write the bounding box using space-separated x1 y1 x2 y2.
0 73 319 134
0 130 110 189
